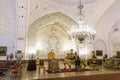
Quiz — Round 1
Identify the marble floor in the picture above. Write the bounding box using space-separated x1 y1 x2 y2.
1 61 120 80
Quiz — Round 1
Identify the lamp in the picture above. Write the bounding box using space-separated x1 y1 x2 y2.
68 0 96 43
68 0 96 59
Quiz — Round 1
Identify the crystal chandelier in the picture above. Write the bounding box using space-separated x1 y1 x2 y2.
68 0 96 43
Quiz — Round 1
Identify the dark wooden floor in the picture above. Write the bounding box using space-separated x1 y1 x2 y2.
33 73 120 80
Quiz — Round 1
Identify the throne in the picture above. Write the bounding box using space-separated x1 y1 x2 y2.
64 57 75 64
64 52 75 69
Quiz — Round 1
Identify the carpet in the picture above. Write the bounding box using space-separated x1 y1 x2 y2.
46 68 92 73
32 73 120 80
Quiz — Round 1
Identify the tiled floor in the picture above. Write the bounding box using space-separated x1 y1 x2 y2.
1 61 120 80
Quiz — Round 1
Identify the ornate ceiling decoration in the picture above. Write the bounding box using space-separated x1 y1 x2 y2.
28 0 116 27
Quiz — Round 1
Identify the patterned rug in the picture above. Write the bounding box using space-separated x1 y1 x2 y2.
46 68 92 73
32 73 120 80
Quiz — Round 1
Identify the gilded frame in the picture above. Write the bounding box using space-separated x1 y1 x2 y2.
0 46 7 56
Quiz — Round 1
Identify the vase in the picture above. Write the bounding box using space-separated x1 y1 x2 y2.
15 51 23 60
9 53 13 60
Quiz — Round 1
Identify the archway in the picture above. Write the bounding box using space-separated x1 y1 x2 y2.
108 18 120 57
26 12 77 59
93 39 107 58
0 30 15 60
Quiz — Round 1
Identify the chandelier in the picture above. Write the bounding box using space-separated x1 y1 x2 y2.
68 0 96 43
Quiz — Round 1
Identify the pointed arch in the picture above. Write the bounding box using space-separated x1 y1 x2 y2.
27 12 77 47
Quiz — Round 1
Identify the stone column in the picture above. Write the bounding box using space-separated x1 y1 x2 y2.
16 0 28 59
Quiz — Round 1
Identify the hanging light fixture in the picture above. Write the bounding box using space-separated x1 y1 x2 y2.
68 0 96 43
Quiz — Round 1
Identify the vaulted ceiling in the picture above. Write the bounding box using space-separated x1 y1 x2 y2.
28 0 116 27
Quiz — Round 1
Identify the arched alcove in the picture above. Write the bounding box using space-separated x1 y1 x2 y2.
93 39 107 58
27 12 77 59
108 18 120 57
0 30 15 60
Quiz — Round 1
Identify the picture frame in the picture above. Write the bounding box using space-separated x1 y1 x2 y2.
116 51 120 58
0 46 7 56
96 50 103 56
39 59 44 66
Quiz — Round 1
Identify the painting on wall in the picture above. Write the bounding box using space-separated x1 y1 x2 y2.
39 59 44 66
116 51 120 58
96 50 103 56
0 46 7 56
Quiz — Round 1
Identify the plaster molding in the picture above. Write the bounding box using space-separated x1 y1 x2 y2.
28 12 77 47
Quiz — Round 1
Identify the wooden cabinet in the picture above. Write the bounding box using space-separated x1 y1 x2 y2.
0 61 7 69
27 60 36 71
